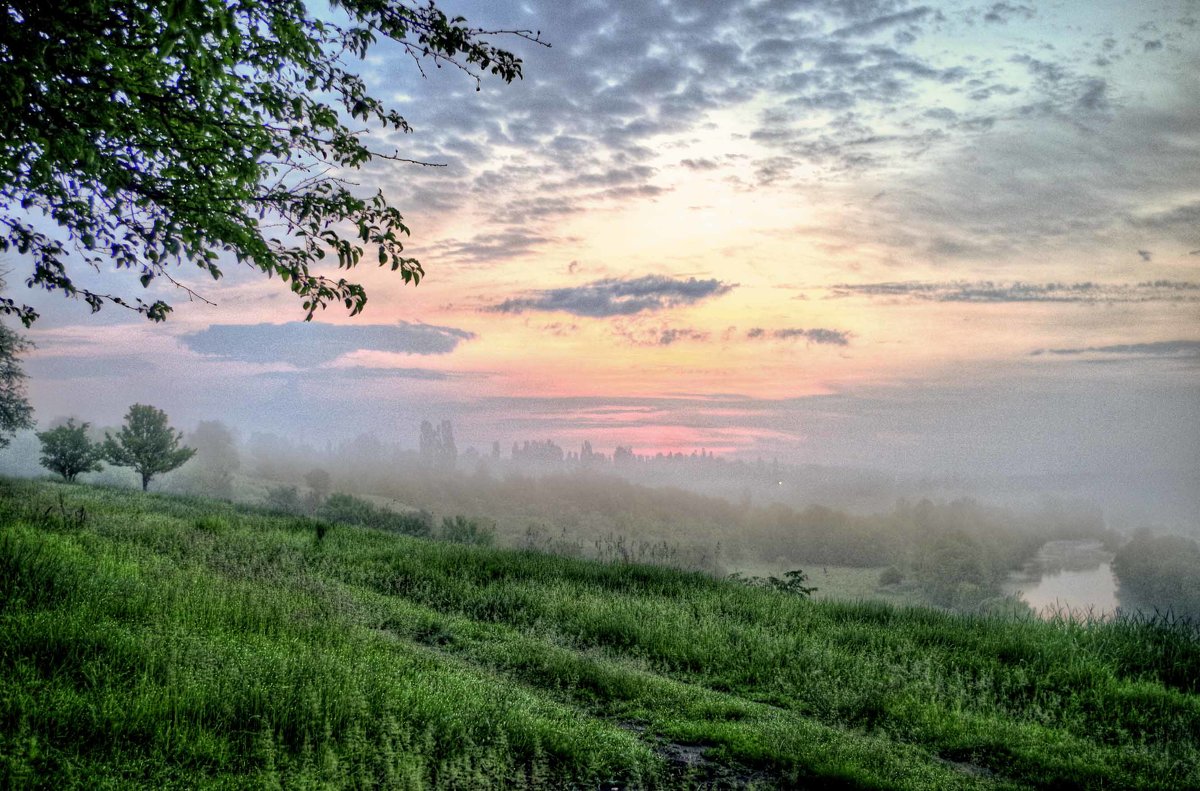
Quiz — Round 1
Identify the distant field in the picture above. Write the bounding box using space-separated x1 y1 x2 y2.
2 479 1198 789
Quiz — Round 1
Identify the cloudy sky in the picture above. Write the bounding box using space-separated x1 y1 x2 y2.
15 0 1200 477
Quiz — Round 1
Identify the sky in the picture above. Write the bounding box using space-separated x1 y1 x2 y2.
12 0 1200 479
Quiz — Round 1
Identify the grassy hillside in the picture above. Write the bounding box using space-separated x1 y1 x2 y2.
1 480 1197 789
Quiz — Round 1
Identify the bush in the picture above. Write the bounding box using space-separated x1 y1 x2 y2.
1113 530 1200 618
317 493 432 537
264 485 303 515
727 569 817 598
441 515 495 546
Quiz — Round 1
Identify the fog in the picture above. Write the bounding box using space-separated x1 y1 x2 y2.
6 413 1197 617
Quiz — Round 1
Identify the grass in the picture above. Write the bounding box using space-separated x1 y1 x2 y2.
1 478 1198 789
728 563 930 609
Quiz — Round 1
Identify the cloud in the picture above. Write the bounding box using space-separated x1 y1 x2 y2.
746 327 851 345
1010 54 1112 119
1129 200 1200 243
488 275 736 317
1031 340 1200 358
180 321 475 367
833 7 937 39
983 3 1035 24
359 0 1199 281
616 325 711 346
423 230 560 265
256 366 455 381
26 355 156 380
827 280 1200 304
539 322 580 337
1074 78 1109 112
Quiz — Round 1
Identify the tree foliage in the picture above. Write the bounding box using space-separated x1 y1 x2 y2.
37 418 104 482
177 419 240 498
103 403 195 490
0 320 33 445
264 484 304 515
1113 530 1200 618
0 0 538 325
419 419 457 470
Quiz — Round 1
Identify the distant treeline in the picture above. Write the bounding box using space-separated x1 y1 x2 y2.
241 427 915 514
165 428 1120 610
1113 530 1200 619
5 419 1128 611
304 461 1117 608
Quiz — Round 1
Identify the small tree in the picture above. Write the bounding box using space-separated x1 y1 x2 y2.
103 404 196 491
37 419 104 482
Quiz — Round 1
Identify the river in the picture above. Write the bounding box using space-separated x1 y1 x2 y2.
1004 540 1122 619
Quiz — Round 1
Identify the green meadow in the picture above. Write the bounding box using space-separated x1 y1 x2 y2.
1 479 1197 789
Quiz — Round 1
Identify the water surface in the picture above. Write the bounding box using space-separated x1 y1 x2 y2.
1005 540 1120 619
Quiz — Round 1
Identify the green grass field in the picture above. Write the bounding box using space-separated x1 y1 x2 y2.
2 479 1198 789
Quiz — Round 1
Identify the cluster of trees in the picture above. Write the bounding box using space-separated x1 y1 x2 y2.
419 420 458 470
0 302 196 494
907 528 1015 609
1112 530 1200 618
511 439 567 465
174 421 241 499
37 405 194 490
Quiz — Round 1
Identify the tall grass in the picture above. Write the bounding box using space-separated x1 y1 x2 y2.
1 478 1197 789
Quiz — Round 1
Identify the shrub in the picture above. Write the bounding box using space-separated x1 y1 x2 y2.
441 515 495 546
727 569 817 598
317 493 432 537
264 485 303 515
